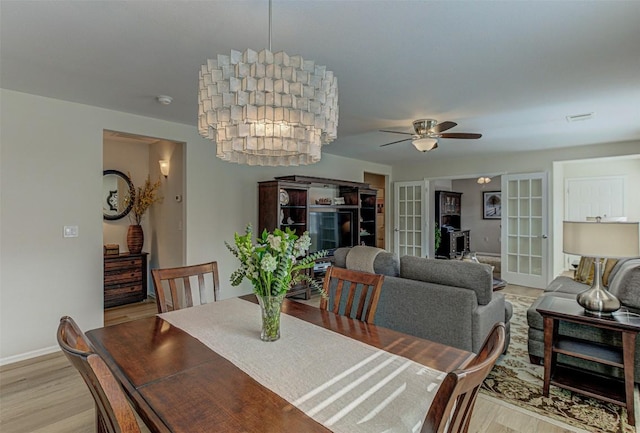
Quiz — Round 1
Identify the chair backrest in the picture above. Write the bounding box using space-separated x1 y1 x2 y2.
422 322 506 433
319 266 384 323
152 261 220 313
57 316 141 433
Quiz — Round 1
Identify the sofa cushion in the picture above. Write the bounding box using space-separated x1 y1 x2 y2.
574 256 595 284
526 292 578 330
608 258 640 309
333 247 400 277
544 276 588 295
602 258 619 286
400 256 493 305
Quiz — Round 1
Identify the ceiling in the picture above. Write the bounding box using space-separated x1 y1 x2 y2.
2 1 639 165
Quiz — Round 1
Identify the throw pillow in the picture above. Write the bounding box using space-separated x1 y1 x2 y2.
574 257 595 284
602 258 619 287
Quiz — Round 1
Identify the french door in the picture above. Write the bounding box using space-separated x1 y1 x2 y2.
501 172 549 288
393 181 428 258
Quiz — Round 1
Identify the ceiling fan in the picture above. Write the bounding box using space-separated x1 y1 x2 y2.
380 119 482 152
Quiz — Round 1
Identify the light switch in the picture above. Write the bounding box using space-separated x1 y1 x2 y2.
63 225 79 238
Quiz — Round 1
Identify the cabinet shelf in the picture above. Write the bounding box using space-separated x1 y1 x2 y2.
259 178 378 252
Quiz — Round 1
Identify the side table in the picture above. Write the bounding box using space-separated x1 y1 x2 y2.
536 296 639 426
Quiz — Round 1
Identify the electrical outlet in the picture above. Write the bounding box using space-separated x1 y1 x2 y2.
63 225 78 238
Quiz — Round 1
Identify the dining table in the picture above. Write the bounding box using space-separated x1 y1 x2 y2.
86 294 474 433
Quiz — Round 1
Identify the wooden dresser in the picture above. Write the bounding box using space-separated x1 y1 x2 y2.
103 252 148 308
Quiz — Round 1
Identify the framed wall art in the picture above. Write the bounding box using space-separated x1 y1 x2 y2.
483 191 502 219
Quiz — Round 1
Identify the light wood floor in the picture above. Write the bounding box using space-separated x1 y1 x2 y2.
0 286 582 433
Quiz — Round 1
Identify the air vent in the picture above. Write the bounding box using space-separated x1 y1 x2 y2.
566 112 594 122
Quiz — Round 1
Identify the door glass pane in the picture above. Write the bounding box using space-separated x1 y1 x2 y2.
519 218 530 235
519 237 530 254
407 202 414 216
519 256 530 273
400 232 406 245
400 216 406 230
407 218 414 230
531 218 542 236
399 187 406 201
508 254 517 272
531 237 542 256
519 199 530 215
531 257 542 275
531 179 542 197
508 181 518 197
508 199 518 216
508 236 518 253
407 187 414 200
508 218 518 235
520 179 530 196
531 198 542 217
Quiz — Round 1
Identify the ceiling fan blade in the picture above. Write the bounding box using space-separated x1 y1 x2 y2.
432 121 457 133
439 132 482 139
380 137 412 147
379 129 413 136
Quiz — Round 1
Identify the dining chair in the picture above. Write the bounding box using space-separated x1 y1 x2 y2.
422 322 506 433
57 316 142 433
319 266 384 323
152 261 220 313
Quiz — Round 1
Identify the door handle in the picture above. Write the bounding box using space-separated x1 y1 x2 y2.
541 234 548 239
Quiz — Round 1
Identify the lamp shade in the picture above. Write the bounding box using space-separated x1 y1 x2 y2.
563 221 640 258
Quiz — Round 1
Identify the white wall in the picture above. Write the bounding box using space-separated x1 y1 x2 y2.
0 89 391 363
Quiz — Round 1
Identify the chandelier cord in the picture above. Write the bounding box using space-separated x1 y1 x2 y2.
268 0 272 52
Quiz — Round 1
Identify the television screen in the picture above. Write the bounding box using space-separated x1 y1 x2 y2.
309 210 355 254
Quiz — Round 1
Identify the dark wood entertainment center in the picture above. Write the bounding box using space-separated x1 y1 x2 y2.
435 190 470 258
258 175 377 297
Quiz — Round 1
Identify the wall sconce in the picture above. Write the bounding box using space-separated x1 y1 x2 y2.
477 176 491 184
159 160 170 178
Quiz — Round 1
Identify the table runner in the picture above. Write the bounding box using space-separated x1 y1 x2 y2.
160 298 445 433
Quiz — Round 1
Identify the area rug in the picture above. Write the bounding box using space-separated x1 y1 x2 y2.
481 293 637 433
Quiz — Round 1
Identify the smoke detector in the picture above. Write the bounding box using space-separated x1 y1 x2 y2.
156 95 173 105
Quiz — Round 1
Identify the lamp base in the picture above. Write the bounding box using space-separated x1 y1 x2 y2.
576 258 621 317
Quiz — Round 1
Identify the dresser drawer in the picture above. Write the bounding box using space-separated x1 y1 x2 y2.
105 257 143 271
104 284 145 308
105 269 142 285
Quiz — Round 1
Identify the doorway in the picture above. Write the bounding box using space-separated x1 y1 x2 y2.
102 130 185 321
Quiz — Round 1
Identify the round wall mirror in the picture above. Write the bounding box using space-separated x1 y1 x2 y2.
103 170 134 220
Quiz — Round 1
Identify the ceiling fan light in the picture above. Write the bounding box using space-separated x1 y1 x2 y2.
412 138 438 152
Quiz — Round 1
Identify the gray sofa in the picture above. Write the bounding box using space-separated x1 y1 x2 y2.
527 258 640 383
332 247 512 354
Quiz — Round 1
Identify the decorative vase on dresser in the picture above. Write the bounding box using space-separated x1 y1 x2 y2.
127 224 144 254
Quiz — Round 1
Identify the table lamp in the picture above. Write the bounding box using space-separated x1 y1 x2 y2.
563 220 640 316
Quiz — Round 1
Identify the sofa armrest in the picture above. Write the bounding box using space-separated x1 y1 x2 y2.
472 293 506 353
374 275 477 352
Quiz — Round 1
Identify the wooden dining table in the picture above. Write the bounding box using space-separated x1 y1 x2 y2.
86 295 474 433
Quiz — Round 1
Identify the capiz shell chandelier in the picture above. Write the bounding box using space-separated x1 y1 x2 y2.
198 3 338 166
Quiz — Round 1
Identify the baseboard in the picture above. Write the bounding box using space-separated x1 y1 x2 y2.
0 345 60 367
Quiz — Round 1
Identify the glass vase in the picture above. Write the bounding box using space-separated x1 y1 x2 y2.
256 293 286 342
